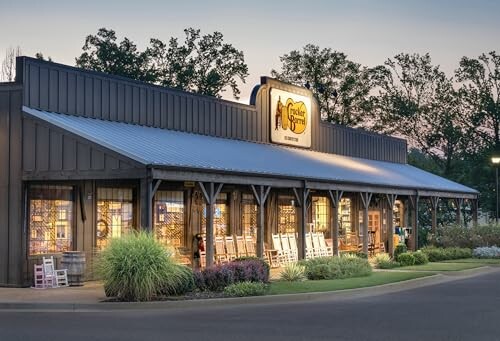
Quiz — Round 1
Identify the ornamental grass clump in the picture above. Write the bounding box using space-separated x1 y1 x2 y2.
279 263 307 282
97 231 190 301
374 253 400 269
299 255 372 280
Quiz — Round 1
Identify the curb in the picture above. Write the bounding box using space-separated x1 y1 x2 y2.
1 266 498 312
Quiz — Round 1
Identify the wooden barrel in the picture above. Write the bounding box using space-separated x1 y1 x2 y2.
61 251 86 286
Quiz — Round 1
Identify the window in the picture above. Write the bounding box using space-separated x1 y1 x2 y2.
28 185 74 255
202 193 229 236
241 193 257 238
311 196 329 233
96 187 134 250
338 198 352 235
154 190 185 248
278 196 297 234
393 200 404 227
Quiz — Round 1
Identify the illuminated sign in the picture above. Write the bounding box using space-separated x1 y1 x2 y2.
270 88 312 148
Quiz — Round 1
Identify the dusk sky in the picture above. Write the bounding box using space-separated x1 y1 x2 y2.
1 0 499 102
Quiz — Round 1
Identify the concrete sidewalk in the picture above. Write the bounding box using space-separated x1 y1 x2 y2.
1 266 498 312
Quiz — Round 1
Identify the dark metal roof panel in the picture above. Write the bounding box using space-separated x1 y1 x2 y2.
23 106 478 195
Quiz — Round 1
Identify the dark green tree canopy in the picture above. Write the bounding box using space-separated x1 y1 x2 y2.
75 28 248 99
148 28 249 99
455 51 500 146
371 53 476 176
271 44 375 126
76 28 154 82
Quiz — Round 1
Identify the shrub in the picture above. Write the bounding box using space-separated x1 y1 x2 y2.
199 265 235 292
420 246 472 262
394 244 408 260
429 224 500 249
234 256 270 277
228 259 270 283
195 259 269 292
299 256 372 280
97 231 184 301
374 253 400 269
397 252 416 266
412 251 429 265
473 246 500 259
279 263 306 282
223 282 269 297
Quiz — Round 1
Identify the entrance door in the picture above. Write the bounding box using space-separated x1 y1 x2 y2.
368 211 381 250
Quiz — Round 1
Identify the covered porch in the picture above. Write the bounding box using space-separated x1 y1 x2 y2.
22 106 478 273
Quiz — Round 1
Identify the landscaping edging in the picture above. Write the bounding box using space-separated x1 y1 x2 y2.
2 266 498 312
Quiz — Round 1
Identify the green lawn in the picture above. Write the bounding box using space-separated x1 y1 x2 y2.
268 272 433 295
397 262 483 271
441 258 500 265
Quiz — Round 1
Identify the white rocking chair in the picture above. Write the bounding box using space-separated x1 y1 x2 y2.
42 256 69 288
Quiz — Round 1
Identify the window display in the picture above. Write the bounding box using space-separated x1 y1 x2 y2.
202 193 229 236
278 196 297 234
241 193 257 238
29 185 74 255
96 187 134 250
154 190 185 248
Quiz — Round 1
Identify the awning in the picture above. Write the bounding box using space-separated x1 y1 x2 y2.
23 106 478 198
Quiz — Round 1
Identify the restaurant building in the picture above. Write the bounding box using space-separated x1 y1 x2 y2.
0 57 478 286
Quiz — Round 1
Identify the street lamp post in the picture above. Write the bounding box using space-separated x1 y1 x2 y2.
492 154 500 224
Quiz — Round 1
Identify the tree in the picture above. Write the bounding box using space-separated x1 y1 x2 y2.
35 52 53 62
271 44 375 126
1 46 21 82
147 28 248 99
455 51 500 147
75 28 248 99
76 28 155 83
372 53 476 177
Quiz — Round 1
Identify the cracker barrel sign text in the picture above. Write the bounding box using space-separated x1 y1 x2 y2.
270 88 312 148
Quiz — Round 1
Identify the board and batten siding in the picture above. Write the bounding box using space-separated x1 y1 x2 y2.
0 85 24 286
22 117 144 179
18 57 407 164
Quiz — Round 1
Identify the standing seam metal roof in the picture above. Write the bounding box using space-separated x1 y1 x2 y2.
23 106 478 195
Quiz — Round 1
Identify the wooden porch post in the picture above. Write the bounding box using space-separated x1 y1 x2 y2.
386 194 397 256
251 185 271 258
198 182 223 267
293 186 310 260
328 190 343 256
359 192 373 255
430 196 439 234
140 176 153 231
409 195 419 251
455 198 464 225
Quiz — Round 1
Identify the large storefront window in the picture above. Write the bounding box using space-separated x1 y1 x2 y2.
154 190 185 248
202 193 229 236
29 185 74 255
278 196 297 234
311 196 329 234
96 188 134 250
393 200 404 227
338 198 352 235
339 198 357 248
241 193 257 238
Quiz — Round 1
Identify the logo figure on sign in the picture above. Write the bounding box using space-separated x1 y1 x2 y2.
274 96 307 134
